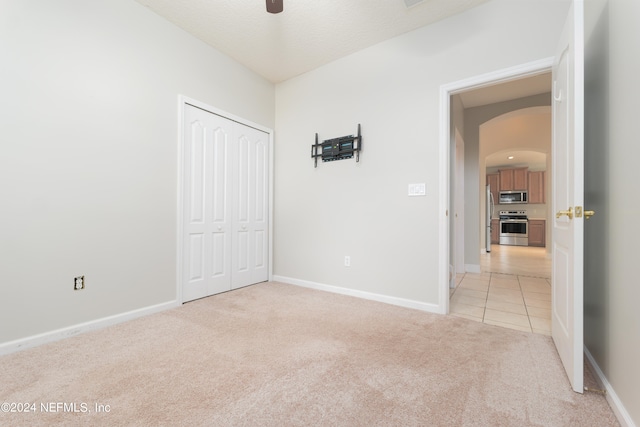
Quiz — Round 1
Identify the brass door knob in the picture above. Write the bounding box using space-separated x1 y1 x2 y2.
585 210 595 220
556 207 574 219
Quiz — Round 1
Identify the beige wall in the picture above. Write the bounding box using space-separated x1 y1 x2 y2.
585 0 640 424
273 0 570 306
0 0 275 344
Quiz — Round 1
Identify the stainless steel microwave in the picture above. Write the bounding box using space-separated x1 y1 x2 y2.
499 190 528 204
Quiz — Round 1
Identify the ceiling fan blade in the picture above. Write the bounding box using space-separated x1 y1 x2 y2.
266 0 283 14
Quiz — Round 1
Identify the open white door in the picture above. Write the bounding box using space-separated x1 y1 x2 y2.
551 0 584 393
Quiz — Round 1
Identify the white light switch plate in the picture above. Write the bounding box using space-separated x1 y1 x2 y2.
408 183 426 196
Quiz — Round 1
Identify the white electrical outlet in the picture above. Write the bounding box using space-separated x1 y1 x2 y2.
74 276 85 290
344 256 351 267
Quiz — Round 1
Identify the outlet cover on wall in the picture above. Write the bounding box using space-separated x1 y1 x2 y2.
74 276 85 290
408 183 426 196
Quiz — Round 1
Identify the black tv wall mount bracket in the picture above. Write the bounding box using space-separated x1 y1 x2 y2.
311 124 362 168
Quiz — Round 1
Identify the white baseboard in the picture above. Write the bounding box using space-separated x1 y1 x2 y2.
465 264 481 274
0 300 180 356
273 275 441 314
584 347 637 427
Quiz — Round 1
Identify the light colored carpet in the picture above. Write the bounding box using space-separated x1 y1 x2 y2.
0 282 618 426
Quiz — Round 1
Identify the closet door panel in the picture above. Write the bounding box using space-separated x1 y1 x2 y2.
183 105 232 301
183 104 269 299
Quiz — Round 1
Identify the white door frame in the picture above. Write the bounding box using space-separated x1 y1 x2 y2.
438 57 554 315
176 95 274 303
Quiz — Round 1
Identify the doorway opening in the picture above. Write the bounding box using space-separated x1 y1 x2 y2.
439 58 553 334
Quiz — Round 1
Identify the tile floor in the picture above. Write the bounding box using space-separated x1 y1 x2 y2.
450 245 552 335
480 244 551 278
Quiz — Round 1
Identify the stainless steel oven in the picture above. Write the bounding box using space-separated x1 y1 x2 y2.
499 210 528 246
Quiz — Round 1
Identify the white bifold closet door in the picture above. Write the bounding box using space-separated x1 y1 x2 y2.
182 104 269 302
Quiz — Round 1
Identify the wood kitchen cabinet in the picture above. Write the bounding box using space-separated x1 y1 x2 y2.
499 167 528 191
491 219 500 244
528 171 545 204
528 220 546 247
487 173 499 202
513 167 528 190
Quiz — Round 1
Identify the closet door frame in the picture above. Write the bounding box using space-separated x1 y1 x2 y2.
176 95 274 303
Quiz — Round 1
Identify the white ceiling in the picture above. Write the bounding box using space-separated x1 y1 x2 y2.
463 73 552 169
486 151 547 169
458 72 552 109
134 0 491 83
